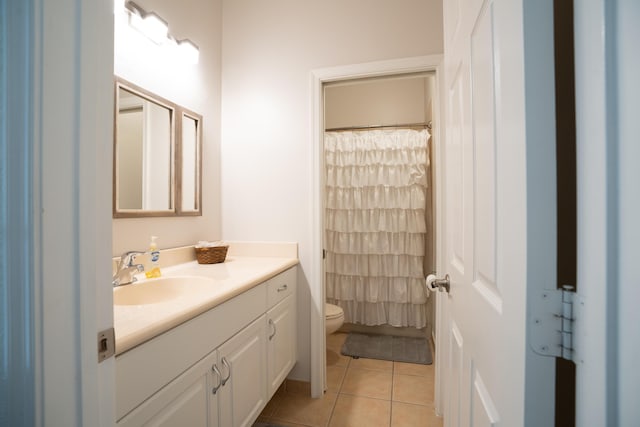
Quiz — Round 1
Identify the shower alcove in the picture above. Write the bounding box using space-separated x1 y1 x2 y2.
322 72 437 340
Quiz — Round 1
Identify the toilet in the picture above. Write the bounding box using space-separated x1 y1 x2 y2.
325 303 344 335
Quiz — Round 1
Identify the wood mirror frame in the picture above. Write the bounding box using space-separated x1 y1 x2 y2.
113 77 203 218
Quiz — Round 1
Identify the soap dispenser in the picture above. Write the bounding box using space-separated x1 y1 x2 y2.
145 236 162 278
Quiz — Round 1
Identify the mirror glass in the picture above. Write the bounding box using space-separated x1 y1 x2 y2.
116 87 173 212
114 78 203 217
181 113 200 212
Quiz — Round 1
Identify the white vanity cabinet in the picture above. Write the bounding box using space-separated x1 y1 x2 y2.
265 266 297 398
116 348 217 427
115 266 297 427
217 315 268 427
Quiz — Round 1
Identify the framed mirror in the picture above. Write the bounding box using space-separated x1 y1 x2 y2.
113 77 202 217
177 110 202 215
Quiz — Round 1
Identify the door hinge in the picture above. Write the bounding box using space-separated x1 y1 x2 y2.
98 327 115 363
530 285 580 363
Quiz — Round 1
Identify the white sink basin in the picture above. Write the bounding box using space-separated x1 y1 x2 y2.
114 276 215 305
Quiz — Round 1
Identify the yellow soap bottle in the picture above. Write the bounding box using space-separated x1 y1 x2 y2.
145 236 162 278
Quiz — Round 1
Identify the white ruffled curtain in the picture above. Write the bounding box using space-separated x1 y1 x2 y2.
324 129 430 328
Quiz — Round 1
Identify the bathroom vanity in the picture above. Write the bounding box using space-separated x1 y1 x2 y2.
113 249 298 427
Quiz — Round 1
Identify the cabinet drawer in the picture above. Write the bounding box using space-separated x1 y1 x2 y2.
267 266 296 308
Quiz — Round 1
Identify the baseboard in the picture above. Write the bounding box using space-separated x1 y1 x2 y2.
283 379 311 395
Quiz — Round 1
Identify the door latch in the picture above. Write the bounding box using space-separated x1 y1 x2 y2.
98 327 115 362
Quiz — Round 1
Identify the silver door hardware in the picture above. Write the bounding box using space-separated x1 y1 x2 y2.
211 364 222 394
431 274 451 293
269 319 277 340
530 285 580 363
221 357 231 386
97 327 115 362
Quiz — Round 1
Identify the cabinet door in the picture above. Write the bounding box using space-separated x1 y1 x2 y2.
267 294 296 398
117 349 218 427
218 315 268 427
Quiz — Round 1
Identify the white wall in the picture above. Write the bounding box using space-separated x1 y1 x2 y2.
324 75 431 129
113 0 222 255
221 0 443 381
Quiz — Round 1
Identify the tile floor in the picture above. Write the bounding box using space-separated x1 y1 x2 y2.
255 332 443 427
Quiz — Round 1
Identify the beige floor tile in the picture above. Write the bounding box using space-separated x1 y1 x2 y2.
391 401 442 426
341 367 393 400
271 391 338 427
326 365 347 393
327 348 351 368
349 357 393 372
393 361 434 377
392 374 434 406
329 395 391 427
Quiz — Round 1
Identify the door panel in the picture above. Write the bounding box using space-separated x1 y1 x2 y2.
267 295 296 398
144 377 209 427
471 371 499 427
218 316 267 427
448 322 464 427
446 62 467 276
440 0 557 425
470 1 498 297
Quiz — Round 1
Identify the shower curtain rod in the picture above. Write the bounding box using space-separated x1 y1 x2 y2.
325 121 432 132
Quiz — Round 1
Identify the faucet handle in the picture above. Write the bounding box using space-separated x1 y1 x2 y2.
120 250 145 268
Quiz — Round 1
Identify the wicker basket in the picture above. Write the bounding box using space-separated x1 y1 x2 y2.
195 245 229 264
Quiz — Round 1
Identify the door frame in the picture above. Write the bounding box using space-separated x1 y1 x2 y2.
573 0 639 424
309 54 444 399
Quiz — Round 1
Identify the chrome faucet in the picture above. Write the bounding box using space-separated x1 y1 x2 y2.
112 251 145 287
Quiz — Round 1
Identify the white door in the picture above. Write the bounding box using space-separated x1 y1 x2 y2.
439 0 558 425
5 0 115 425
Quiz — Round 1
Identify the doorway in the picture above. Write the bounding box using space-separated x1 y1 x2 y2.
323 72 436 335
309 56 444 404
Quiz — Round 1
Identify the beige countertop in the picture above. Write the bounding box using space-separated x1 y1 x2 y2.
114 255 298 355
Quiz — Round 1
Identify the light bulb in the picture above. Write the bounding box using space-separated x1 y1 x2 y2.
140 13 168 44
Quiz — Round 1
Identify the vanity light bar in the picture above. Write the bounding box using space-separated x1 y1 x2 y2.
130 11 169 45
120 0 199 64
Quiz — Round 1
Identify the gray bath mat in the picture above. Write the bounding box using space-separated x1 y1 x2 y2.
341 332 432 365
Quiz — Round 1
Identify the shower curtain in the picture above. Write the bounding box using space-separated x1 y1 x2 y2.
324 129 431 328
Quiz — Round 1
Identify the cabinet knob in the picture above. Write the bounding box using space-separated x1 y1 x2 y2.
277 284 288 292
211 364 222 395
